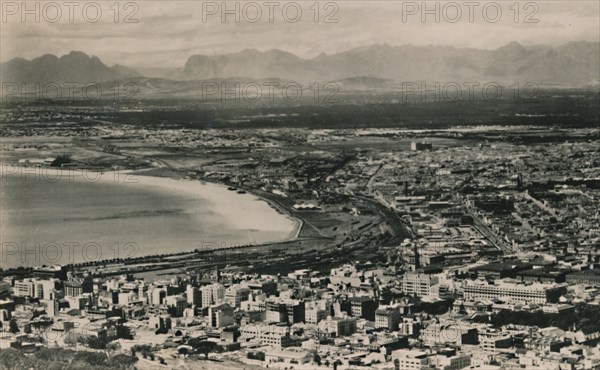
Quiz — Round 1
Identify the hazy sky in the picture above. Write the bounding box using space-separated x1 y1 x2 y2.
1 1 599 68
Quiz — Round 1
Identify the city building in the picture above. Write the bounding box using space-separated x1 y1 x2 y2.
462 279 567 304
318 315 357 337
402 272 440 297
375 305 401 331
239 323 295 347
209 303 234 328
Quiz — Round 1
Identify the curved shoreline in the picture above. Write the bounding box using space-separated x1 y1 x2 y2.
1 164 303 267
204 180 305 242
126 168 304 244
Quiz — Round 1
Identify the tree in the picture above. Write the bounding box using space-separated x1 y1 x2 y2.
108 354 138 369
81 335 109 349
8 320 20 334
333 359 342 370
314 353 321 365
31 320 53 343
178 347 189 356
116 325 134 339
188 339 217 359
73 351 108 367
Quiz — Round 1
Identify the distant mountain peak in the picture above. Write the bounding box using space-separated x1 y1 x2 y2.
265 49 295 56
502 41 525 49
64 50 90 58
495 41 528 55
60 51 99 63
36 54 60 62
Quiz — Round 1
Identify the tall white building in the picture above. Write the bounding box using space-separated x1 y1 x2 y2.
201 283 225 308
186 285 201 306
305 300 329 324
402 272 440 297
148 286 166 306
209 303 234 328
225 285 250 308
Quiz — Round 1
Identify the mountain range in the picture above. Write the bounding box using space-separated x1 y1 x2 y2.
0 51 141 85
2 42 599 89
